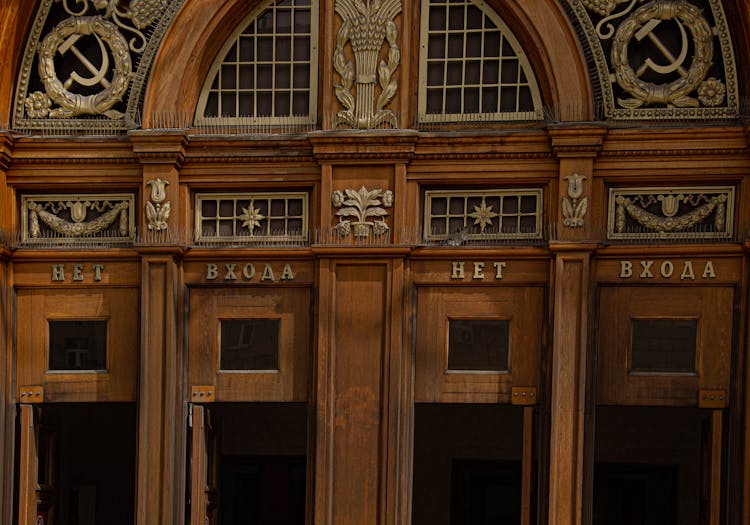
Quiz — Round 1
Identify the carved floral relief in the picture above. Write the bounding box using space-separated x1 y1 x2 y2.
608 187 734 239
333 0 401 129
145 178 170 231
22 194 135 244
333 187 393 238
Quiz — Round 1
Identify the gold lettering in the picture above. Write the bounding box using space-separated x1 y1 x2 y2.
51 264 65 282
702 261 716 279
92 264 104 281
493 261 506 279
640 260 654 278
660 261 674 278
261 264 275 282
206 264 218 280
473 262 485 280
620 260 633 278
680 261 695 280
451 262 465 280
280 264 295 281
72 264 84 281
224 263 237 281
242 263 256 280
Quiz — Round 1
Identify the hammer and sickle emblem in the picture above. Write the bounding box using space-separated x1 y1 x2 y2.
634 18 689 78
58 33 111 90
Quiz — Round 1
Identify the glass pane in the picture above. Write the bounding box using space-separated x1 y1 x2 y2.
631 319 697 373
221 319 280 370
448 320 509 371
49 321 107 371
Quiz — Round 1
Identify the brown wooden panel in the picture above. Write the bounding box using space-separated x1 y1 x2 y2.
410 257 549 285
16 288 138 402
330 263 386 525
415 286 544 403
597 286 733 406
188 286 310 402
13 260 140 287
183 259 315 285
596 256 741 284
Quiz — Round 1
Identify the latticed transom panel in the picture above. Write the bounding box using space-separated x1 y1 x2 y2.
196 0 318 125
424 189 543 242
418 0 543 123
195 193 308 243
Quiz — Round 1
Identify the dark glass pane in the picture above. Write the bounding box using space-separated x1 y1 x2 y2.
276 64 291 89
428 35 446 60
295 9 311 32
426 89 443 114
501 59 519 83
631 319 697 373
205 92 219 117
465 33 482 58
427 62 444 86
447 34 464 59
49 321 107 371
445 88 461 113
292 64 309 88
221 65 237 89
448 320 509 371
276 9 292 33
276 36 292 61
429 6 446 30
221 319 279 370
465 61 480 84
448 6 464 30
484 32 501 57
293 37 310 60
431 197 448 215
239 36 254 61
257 37 274 61
239 93 253 116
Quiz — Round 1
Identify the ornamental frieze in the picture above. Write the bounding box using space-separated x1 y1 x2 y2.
13 0 184 132
22 194 135 245
562 0 738 120
607 186 734 240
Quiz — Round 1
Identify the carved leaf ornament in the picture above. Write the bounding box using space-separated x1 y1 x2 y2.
333 187 393 238
25 197 133 242
333 0 401 129
564 0 738 119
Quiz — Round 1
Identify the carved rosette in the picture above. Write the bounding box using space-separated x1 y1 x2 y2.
563 0 738 119
13 0 184 132
22 194 135 244
607 187 734 240
333 187 393 238
333 0 401 129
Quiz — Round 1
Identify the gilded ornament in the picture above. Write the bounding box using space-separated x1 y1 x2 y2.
333 187 393 238
611 1 713 109
562 173 588 228
609 188 733 240
697 77 726 106
145 179 170 231
24 91 52 118
36 16 132 119
333 0 401 129
25 197 131 241
468 201 498 232
239 203 265 233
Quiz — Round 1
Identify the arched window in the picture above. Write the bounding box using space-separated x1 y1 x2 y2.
418 0 543 123
196 0 318 127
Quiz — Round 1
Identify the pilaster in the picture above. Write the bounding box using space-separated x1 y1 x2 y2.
546 125 604 525
131 131 186 525
0 132 12 525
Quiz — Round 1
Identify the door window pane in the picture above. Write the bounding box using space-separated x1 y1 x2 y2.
631 319 697 373
448 320 509 371
221 319 279 370
49 321 107 371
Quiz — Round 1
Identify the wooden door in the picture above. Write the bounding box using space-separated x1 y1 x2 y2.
190 404 218 525
18 405 55 525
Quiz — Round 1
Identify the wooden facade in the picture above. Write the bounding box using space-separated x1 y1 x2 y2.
2 0 750 523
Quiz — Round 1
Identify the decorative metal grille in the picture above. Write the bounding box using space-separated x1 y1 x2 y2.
424 189 543 243
562 0 739 120
418 0 543 123
195 0 318 126
21 194 135 245
607 187 734 240
195 192 308 243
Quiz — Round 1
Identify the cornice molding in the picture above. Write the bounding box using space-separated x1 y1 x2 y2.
0 133 15 171
129 129 188 168
308 130 418 163
547 125 608 158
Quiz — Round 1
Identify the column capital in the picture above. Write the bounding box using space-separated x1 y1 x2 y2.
129 130 188 168
547 125 607 158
